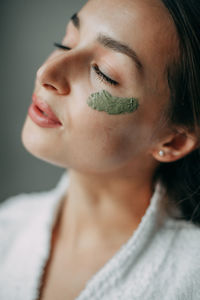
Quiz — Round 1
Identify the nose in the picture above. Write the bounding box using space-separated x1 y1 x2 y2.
36 54 71 95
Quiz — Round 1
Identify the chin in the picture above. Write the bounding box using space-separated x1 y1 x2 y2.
21 116 66 167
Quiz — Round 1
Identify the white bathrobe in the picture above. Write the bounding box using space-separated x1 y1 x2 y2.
0 171 200 300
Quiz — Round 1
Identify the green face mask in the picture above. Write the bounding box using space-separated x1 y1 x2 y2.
87 90 139 115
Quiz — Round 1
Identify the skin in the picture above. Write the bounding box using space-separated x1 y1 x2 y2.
87 89 139 115
21 0 198 299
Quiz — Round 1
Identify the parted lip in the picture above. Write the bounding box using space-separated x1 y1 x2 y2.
32 93 62 124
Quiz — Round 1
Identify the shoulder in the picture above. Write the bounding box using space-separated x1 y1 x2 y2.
0 181 67 300
0 191 47 219
165 215 200 253
161 191 200 256
162 216 200 297
153 189 200 298
0 172 68 229
171 218 200 274
0 189 54 228
0 172 68 261
0 191 51 260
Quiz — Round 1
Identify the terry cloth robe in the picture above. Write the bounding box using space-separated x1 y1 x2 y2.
0 171 200 300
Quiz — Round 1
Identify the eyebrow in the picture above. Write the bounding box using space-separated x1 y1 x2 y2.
70 13 143 71
97 34 143 70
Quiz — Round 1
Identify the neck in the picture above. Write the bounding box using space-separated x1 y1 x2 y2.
58 168 156 251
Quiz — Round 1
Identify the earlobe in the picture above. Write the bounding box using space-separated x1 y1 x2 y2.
158 150 165 157
151 131 198 163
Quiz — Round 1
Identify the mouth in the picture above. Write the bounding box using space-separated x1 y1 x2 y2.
28 94 62 128
39 108 48 117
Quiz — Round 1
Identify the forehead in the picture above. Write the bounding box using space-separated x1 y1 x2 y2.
81 0 179 85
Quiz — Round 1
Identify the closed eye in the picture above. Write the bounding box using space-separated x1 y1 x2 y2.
54 42 119 87
54 42 71 51
92 64 119 86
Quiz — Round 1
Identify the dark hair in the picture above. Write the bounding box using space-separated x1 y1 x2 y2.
156 0 200 224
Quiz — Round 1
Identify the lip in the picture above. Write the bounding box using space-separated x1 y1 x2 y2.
28 94 62 128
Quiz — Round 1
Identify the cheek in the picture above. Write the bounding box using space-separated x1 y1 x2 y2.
69 110 126 156
65 107 144 170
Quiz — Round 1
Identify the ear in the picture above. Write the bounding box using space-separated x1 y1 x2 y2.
151 129 198 163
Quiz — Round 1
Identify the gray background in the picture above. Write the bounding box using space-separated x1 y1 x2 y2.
0 0 86 202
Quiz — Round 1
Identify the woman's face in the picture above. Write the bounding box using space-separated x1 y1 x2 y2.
22 0 178 175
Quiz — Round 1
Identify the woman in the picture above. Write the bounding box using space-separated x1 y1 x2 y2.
0 0 200 299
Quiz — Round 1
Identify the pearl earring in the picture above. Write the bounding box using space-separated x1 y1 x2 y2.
159 150 165 157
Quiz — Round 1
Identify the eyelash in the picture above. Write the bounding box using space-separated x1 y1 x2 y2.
53 42 119 87
91 64 118 86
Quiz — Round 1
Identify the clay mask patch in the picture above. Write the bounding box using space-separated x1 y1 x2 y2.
87 90 139 115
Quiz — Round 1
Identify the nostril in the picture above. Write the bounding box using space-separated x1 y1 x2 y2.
43 83 57 91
